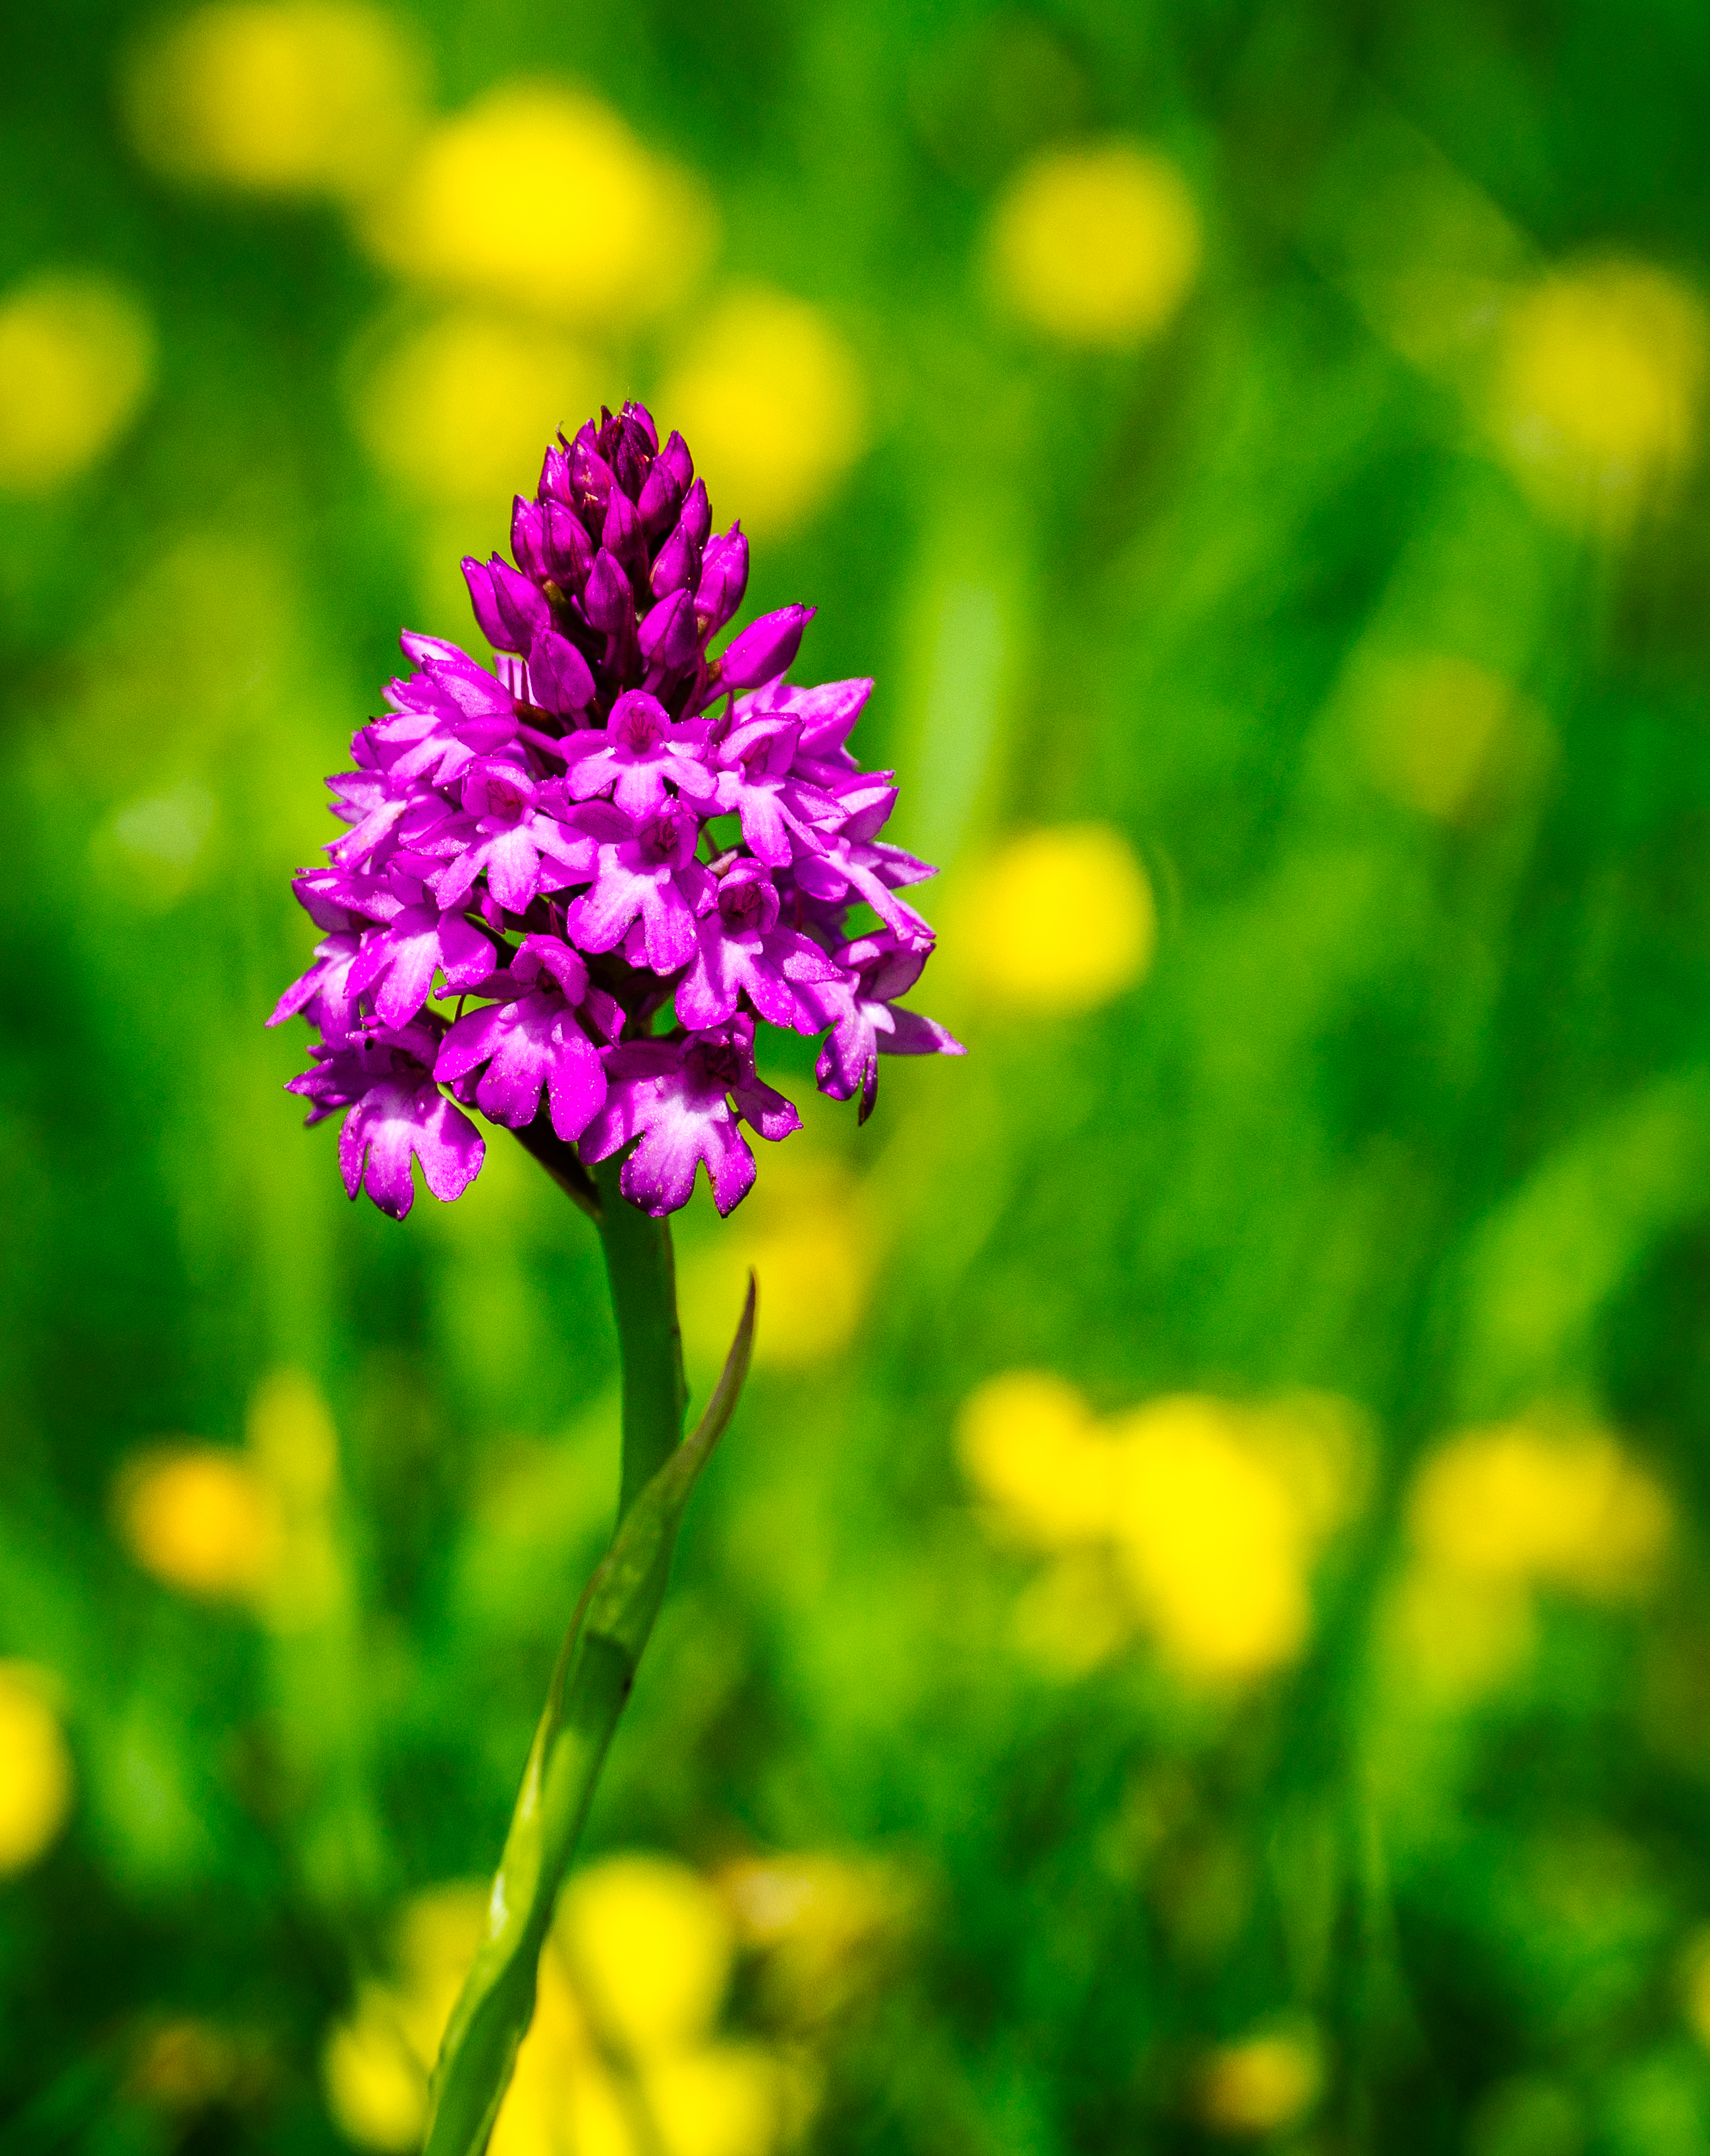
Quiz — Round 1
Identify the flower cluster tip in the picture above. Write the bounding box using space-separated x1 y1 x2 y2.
273 402 961 1219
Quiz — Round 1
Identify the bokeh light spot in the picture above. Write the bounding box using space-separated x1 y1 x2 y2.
960 1381 1365 1684
1496 260 1710 531
361 84 716 326
115 1447 283 1600
957 1370 1114 1546
648 2047 787 2156
720 1851 906 2029
0 273 154 493
959 825 1155 1012
1112 1397 1311 1679
1408 1420 1672 1600
121 3 426 198
658 291 866 534
559 1853 734 2060
0 1663 74 1877
990 142 1201 347
1196 2031 1323 2136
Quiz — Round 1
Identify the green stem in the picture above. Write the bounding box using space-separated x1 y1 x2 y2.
593 1157 689 1521
419 1142 752 2156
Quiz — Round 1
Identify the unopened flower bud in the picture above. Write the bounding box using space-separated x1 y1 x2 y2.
658 429 693 494
538 442 573 504
608 421 650 501
602 490 649 594
463 555 550 654
530 628 596 715
650 521 701 598
511 495 547 581
637 456 684 539
542 500 594 589
582 549 633 635
571 434 615 520
677 477 712 550
639 589 700 673
696 527 749 635
717 604 814 692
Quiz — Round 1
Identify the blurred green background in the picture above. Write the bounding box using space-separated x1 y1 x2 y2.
8 1 1710 2152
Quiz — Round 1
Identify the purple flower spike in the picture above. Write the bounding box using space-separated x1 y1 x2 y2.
639 587 702 677
637 442 686 536
270 930 366 1035
649 521 701 598
273 401 957 1219
709 716 841 867
583 549 634 635
602 490 650 595
343 1077 484 1219
678 478 712 550
542 498 595 588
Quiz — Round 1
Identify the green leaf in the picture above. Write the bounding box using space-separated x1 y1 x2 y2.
421 1273 756 2156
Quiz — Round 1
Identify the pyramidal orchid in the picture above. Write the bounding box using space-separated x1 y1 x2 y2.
272 401 960 1224
269 403 963 2156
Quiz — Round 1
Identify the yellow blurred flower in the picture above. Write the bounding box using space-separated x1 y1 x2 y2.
353 310 601 506
959 1378 1365 1683
658 290 865 534
1355 655 1554 824
1496 260 1710 531
323 1983 432 2151
957 824 1155 1012
1195 2030 1323 2136
1386 1418 1671 1706
115 1447 283 1600
111 1376 345 1623
559 1853 735 2060
327 1860 795 2156
1112 1397 1312 1680
362 84 716 328
121 3 426 199
0 1663 74 1875
648 2046 789 2156
0 273 154 493
1408 1420 1672 1600
956 1370 1115 1547
990 142 1201 347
